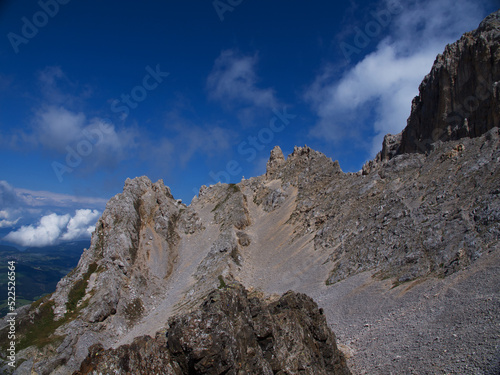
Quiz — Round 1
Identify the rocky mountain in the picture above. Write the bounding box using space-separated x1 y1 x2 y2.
2 9 499 375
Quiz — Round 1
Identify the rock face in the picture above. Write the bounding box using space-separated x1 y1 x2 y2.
74 284 351 375
384 9 500 158
266 145 286 178
3 10 500 375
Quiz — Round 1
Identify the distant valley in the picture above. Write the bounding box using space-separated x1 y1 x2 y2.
0 241 88 317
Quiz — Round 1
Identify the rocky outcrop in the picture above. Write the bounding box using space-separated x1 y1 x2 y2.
266 145 286 178
74 284 351 375
382 9 500 159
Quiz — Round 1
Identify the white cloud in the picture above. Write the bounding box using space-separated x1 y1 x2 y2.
61 209 100 241
4 209 100 247
0 180 108 209
4 213 71 247
36 66 91 107
0 180 106 239
14 187 108 208
0 210 20 228
207 50 278 110
35 106 87 153
306 0 493 156
32 106 137 170
8 67 137 173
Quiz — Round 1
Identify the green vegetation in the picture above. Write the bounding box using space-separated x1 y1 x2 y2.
218 275 227 289
17 298 65 350
66 262 98 315
2 261 101 352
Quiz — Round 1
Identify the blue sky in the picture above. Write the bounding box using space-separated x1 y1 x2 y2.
0 0 497 247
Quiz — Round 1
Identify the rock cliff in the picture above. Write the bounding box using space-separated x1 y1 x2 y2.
383 9 500 158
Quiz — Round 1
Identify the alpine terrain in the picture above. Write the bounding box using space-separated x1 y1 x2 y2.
1 9 499 375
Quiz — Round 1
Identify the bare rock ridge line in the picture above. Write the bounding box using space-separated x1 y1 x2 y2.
1 8 499 375
73 284 351 375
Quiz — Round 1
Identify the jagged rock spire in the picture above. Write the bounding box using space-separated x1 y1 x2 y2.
265 145 285 179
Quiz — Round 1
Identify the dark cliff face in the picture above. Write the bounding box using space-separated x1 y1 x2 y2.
74 284 351 375
385 9 500 158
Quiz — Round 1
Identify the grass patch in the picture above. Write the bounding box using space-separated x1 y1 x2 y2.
0 263 101 354
65 262 97 316
218 275 227 289
16 299 65 351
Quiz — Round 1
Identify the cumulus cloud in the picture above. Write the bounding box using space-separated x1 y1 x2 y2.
207 50 278 110
4 209 100 247
0 180 106 239
306 0 493 156
61 209 100 241
4 213 71 247
1 67 137 175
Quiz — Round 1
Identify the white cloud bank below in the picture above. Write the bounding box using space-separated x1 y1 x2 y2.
4 209 100 247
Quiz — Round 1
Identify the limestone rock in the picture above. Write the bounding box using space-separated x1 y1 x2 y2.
395 9 500 157
266 145 286 179
73 284 351 375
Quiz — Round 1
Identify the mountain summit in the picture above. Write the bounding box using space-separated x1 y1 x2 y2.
2 9 500 375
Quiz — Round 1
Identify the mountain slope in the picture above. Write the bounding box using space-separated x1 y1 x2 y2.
3 9 500 375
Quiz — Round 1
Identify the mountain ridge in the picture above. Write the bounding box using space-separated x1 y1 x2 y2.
2 9 500 375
